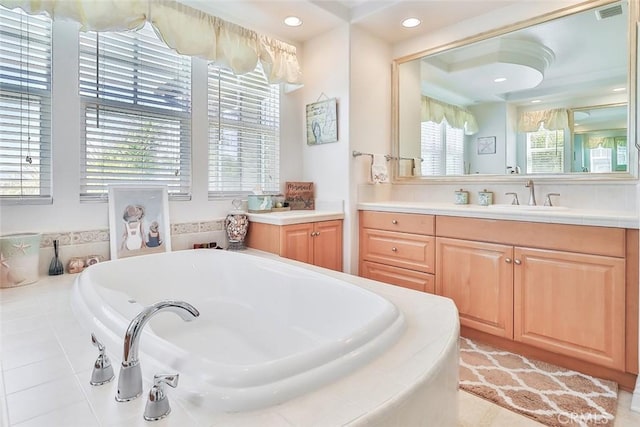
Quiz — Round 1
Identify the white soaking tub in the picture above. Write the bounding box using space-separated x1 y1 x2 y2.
72 249 406 412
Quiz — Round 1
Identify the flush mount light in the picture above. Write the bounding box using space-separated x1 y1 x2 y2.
284 16 303 27
531 99 541 103
613 87 626 92
402 18 421 28
493 77 507 83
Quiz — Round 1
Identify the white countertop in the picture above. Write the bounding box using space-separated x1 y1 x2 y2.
247 210 344 225
358 201 639 229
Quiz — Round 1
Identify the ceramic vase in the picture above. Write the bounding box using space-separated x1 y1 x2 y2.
0 233 42 287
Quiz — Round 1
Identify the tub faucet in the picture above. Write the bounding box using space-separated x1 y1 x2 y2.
116 300 199 402
525 179 536 206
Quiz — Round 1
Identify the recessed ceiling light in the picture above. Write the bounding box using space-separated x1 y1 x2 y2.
613 87 626 92
402 18 421 28
284 16 303 27
531 99 541 103
493 77 507 83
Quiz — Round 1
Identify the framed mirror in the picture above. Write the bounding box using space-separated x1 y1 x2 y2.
393 0 637 181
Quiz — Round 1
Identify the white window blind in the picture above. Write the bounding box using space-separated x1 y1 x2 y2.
79 24 191 201
526 127 564 173
208 64 280 198
420 120 464 175
0 7 52 203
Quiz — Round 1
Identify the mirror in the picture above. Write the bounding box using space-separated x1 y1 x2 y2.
394 0 636 179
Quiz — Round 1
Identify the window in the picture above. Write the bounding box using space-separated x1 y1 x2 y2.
526 127 564 173
79 24 191 201
208 64 280 198
0 7 52 203
420 120 464 175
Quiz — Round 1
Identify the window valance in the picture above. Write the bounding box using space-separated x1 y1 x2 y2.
517 108 568 132
0 0 302 84
421 96 479 135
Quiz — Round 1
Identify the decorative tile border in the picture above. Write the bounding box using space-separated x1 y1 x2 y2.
40 220 226 247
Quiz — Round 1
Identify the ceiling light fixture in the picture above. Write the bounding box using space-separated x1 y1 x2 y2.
613 87 626 92
402 18 421 28
493 77 507 83
531 99 541 103
284 16 303 27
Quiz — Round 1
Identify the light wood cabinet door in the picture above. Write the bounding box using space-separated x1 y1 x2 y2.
513 247 626 370
280 223 314 264
436 237 514 338
280 220 343 272
360 260 435 293
313 220 343 271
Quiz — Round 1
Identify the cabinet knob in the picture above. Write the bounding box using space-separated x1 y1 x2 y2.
391 247 398 252
514 259 522 265
315 231 320 236
391 219 398 224
505 257 512 263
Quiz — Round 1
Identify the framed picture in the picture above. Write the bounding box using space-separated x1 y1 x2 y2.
477 136 496 155
108 186 171 260
306 98 338 145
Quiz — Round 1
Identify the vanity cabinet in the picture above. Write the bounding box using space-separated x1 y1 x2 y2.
359 211 435 293
246 220 343 271
436 216 626 370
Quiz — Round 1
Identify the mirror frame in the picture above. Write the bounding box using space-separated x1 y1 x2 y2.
391 0 638 183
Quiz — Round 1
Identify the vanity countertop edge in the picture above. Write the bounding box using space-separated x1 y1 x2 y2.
358 201 639 229
247 210 345 226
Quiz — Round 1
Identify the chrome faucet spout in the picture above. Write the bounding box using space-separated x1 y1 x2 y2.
116 300 199 402
525 179 536 206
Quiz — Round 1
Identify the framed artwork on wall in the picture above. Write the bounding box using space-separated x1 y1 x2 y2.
108 186 171 260
477 136 497 155
306 98 338 145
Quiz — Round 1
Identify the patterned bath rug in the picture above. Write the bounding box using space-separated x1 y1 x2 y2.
459 337 618 426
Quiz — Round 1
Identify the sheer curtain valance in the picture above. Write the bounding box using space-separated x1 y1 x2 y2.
517 108 568 132
421 96 479 135
0 0 302 84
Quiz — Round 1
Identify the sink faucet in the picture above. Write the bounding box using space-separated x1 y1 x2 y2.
116 300 199 402
525 179 536 206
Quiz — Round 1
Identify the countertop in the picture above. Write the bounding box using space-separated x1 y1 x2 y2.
358 201 639 229
247 210 344 225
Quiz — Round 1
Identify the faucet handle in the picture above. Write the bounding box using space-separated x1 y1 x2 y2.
90 333 115 386
505 192 519 205
144 373 179 421
544 193 561 206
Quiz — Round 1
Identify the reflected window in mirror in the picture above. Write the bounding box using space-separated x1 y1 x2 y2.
420 120 464 175
525 127 565 174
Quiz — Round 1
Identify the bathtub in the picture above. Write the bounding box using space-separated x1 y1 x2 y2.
72 249 406 412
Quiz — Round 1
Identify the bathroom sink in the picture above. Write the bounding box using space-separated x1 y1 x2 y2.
488 204 569 211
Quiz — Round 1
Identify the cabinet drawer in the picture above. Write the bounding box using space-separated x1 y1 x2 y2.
360 228 435 273
360 261 434 293
360 210 434 235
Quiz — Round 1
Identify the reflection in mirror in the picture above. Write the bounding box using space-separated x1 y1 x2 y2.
395 0 635 179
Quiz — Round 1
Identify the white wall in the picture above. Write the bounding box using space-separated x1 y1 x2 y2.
301 24 352 270
468 102 507 175
0 20 303 235
348 26 392 273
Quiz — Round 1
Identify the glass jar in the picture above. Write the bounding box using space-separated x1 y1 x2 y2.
225 199 249 250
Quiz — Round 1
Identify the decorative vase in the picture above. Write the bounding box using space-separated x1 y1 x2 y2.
0 233 42 287
225 199 249 251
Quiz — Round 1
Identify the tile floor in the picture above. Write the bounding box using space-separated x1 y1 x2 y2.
1 275 639 426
